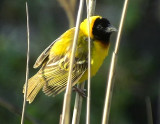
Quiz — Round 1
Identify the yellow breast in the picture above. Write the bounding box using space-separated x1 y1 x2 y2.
79 40 109 83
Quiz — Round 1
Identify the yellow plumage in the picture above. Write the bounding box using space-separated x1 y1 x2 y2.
23 16 116 103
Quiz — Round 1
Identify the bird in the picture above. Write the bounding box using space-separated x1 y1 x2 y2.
23 16 117 103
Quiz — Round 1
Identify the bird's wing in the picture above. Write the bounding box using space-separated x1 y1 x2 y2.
33 38 60 68
39 51 88 96
34 28 75 68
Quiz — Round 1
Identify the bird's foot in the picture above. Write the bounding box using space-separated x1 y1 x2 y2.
73 86 86 98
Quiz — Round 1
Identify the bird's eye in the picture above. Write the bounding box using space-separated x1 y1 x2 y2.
97 24 103 30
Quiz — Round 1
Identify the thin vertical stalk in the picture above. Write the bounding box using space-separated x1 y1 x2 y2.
72 83 85 124
146 97 153 124
21 2 30 124
58 0 77 27
71 0 96 123
86 0 96 124
61 0 84 124
86 1 91 124
86 0 96 16
114 0 129 54
101 0 129 124
158 83 160 124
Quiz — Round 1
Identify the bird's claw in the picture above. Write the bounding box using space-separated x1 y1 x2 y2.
73 86 87 98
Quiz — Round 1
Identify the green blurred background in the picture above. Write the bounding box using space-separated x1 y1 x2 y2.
0 0 160 124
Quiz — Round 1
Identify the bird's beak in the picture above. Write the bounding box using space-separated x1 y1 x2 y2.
106 25 117 33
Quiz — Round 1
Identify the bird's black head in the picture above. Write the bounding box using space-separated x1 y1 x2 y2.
92 18 117 43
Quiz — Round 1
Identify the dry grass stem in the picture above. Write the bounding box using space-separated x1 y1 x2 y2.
72 83 85 124
61 0 84 124
71 0 96 123
86 0 96 16
86 0 92 124
86 0 96 124
146 97 153 124
21 2 30 124
101 0 129 124
58 0 77 27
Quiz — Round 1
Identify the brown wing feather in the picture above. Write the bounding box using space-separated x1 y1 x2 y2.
33 38 60 68
42 72 85 96
39 54 88 96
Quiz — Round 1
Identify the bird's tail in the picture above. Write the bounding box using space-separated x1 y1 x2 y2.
23 73 44 103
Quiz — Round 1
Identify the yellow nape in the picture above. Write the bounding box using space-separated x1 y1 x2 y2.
80 16 102 38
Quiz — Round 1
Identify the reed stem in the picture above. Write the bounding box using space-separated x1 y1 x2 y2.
21 2 30 124
101 0 129 124
61 0 84 123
